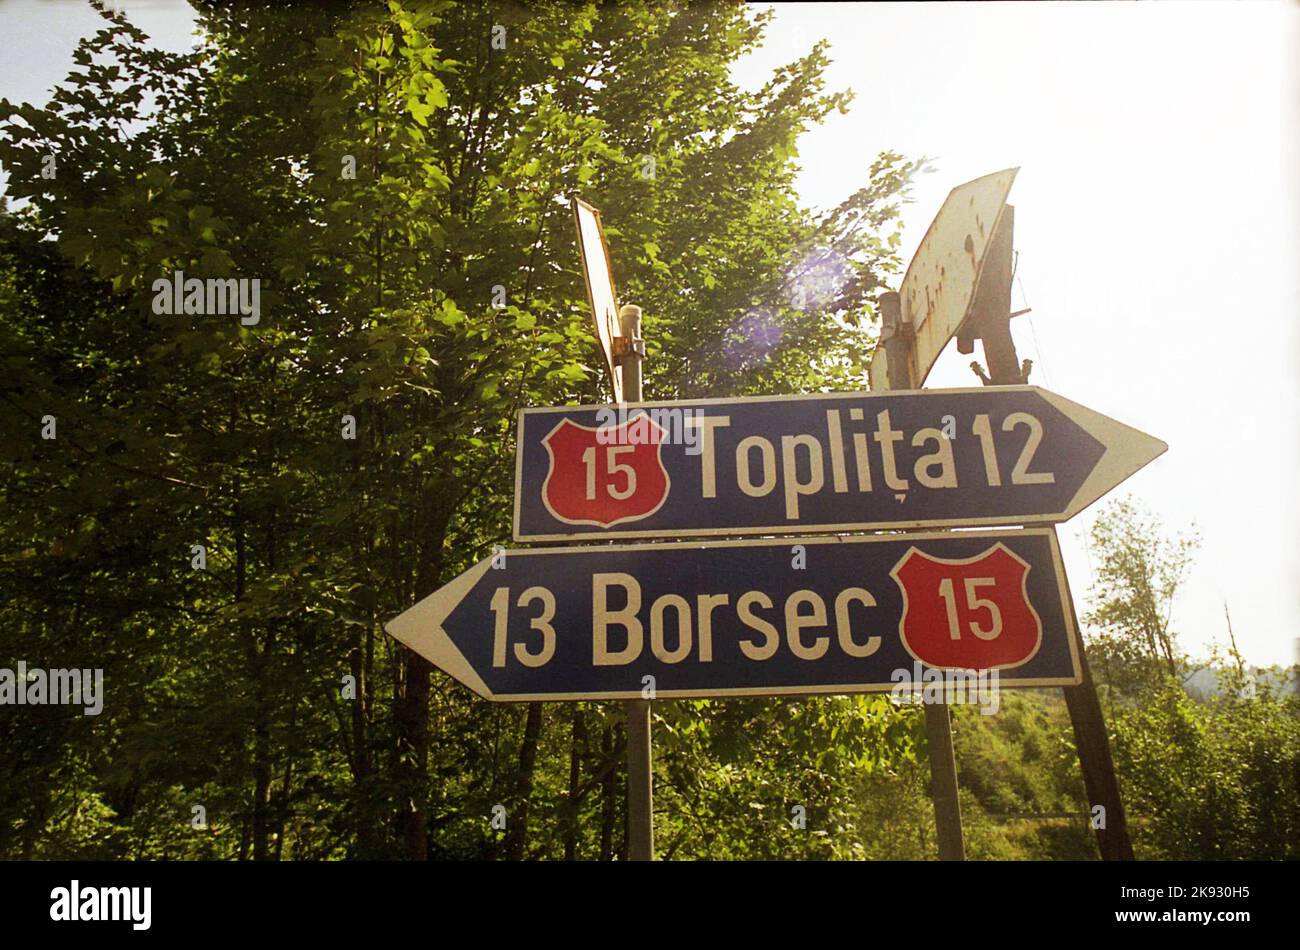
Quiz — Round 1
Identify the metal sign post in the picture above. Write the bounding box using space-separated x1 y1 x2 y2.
878 290 965 861
614 304 654 862
572 197 652 858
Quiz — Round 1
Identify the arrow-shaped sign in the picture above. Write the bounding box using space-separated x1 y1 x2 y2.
512 386 1165 542
386 529 1082 701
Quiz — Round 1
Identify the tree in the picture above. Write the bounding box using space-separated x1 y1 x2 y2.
1082 496 1298 860
0 0 922 859
1084 496 1199 692
1110 678 1300 860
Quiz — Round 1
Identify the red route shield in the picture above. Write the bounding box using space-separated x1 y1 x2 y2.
890 542 1043 672
541 416 670 528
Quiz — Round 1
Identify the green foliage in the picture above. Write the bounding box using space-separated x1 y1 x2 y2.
652 695 920 859
1084 496 1299 861
950 694 1098 860
1085 496 1200 691
0 1 923 860
1110 680 1300 860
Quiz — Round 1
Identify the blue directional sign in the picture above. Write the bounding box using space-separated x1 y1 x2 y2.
385 528 1082 701
512 386 1165 541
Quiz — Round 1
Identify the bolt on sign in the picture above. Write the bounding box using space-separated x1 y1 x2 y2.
384 529 1081 701
512 386 1166 542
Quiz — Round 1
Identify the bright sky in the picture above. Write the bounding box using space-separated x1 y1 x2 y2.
737 1 1300 669
2 0 1296 666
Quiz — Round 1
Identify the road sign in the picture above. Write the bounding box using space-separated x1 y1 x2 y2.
386 529 1081 701
512 385 1165 542
572 197 623 402
869 168 1018 391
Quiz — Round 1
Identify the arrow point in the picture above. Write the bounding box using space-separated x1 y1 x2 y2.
1141 434 1170 467
384 556 497 700
1038 388 1169 519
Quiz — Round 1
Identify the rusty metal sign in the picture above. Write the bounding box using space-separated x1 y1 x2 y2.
869 168 1019 390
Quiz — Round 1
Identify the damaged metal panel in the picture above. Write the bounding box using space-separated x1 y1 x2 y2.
869 168 1018 389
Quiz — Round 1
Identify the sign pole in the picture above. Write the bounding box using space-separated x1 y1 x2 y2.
614 304 654 862
962 206 1134 860
1059 568 1135 859
878 291 966 862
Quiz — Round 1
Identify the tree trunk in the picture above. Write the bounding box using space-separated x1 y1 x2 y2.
599 724 618 861
503 701 544 860
564 706 586 860
252 710 272 860
395 650 431 860
350 620 379 857
394 498 453 860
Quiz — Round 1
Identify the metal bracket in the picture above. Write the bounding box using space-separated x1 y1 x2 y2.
971 357 1033 386
611 335 645 360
